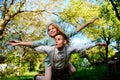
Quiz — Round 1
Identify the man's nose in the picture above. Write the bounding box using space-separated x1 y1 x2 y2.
50 30 53 32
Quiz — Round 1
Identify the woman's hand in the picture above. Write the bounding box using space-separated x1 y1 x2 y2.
89 17 98 24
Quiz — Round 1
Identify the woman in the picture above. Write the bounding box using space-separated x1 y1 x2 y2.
34 33 107 80
8 18 98 80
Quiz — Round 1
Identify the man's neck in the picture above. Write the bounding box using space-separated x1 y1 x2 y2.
57 46 64 51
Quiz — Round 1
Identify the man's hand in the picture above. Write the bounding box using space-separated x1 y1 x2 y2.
7 40 20 46
9 40 21 43
96 43 108 48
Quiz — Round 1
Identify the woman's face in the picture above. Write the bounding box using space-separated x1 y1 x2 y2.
48 25 58 37
54 35 66 50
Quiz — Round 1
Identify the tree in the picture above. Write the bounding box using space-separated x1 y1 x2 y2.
97 1 120 61
0 0 65 40
0 0 67 74
84 1 120 62
0 0 26 39
59 0 120 63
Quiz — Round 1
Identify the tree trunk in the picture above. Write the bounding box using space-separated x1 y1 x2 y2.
105 39 110 63
0 20 5 39
105 46 108 63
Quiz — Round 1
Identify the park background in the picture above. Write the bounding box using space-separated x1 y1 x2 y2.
0 0 120 80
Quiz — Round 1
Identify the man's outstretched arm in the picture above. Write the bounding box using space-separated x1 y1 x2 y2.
7 40 33 46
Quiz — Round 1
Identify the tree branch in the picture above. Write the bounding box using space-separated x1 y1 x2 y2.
8 0 15 10
4 0 26 25
109 0 120 21
2 0 8 19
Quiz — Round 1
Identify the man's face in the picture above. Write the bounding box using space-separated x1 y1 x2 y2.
48 25 58 37
54 35 66 49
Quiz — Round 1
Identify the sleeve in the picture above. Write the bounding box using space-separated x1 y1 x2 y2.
59 22 77 37
69 43 96 54
32 36 48 47
34 46 51 54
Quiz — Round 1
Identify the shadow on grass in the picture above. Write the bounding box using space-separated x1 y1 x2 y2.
70 64 110 80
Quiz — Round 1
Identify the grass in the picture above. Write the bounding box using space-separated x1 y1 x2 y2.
1 63 120 80
0 75 34 80
0 71 37 80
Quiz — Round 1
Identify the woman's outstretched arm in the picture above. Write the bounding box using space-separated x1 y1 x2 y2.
76 17 98 32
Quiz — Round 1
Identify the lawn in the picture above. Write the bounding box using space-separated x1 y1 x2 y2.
1 64 120 80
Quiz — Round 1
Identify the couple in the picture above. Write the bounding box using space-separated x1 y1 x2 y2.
8 18 107 80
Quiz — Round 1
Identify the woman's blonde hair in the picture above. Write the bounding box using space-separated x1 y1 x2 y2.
47 23 65 36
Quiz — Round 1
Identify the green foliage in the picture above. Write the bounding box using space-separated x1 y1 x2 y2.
98 1 120 52
70 53 90 69
60 0 119 62
59 0 99 26
86 46 115 62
